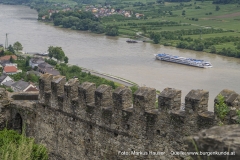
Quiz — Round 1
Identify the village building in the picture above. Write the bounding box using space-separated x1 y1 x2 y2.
29 57 45 68
38 62 60 76
0 74 14 85
11 80 38 92
0 55 17 63
3 66 21 75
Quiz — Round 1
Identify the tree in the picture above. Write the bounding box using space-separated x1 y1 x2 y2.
48 46 54 59
10 56 14 63
7 45 15 54
141 26 147 34
236 43 240 50
182 10 186 16
210 46 216 53
216 6 220 11
13 41 23 52
64 56 69 63
150 32 161 44
105 25 119 36
48 46 65 62
25 56 30 67
0 50 4 56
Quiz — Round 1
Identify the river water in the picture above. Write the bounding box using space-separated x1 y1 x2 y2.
1 4 240 110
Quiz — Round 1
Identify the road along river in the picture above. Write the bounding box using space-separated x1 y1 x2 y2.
1 4 240 110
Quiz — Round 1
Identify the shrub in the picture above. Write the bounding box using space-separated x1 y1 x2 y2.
215 94 229 122
0 128 48 160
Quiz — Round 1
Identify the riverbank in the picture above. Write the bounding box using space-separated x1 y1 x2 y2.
22 52 137 88
4 0 239 58
1 4 240 110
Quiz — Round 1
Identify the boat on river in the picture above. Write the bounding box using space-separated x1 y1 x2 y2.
126 39 138 43
154 53 212 68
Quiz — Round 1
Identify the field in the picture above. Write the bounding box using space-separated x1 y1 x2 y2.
37 0 240 57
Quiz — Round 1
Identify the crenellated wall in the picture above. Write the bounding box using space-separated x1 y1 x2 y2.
0 73 240 160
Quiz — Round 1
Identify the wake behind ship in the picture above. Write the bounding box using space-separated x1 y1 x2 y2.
154 53 212 68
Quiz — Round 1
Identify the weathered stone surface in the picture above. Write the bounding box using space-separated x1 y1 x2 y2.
185 124 240 160
214 89 240 124
51 75 66 109
39 73 53 102
10 92 39 100
215 89 238 105
185 89 209 112
158 88 181 111
0 74 240 160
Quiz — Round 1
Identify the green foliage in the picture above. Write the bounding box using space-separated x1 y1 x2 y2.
27 73 39 82
182 10 186 16
15 58 31 72
176 36 240 57
13 41 23 52
141 25 147 33
10 56 14 63
215 5 220 11
56 64 119 89
105 25 119 36
6 87 13 92
0 50 4 56
52 11 105 33
64 56 69 63
7 45 15 54
0 128 48 160
48 46 65 62
215 94 229 122
130 85 138 94
213 0 238 4
10 72 39 83
4 50 14 55
210 46 216 53
45 58 57 66
150 32 161 44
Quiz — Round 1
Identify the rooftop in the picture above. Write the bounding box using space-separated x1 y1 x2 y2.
4 66 17 73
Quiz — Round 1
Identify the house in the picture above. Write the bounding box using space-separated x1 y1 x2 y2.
2 80 15 87
29 57 45 69
0 74 14 85
135 13 144 18
38 62 60 76
11 80 38 92
3 63 18 67
3 66 21 75
0 55 17 62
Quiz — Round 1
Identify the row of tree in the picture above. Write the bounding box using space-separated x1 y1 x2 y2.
51 11 118 36
176 37 240 57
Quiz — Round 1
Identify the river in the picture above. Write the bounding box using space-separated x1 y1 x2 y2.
1 4 240 110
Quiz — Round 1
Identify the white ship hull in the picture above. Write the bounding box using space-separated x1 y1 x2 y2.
154 54 212 68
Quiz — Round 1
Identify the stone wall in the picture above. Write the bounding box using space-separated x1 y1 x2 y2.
0 73 240 160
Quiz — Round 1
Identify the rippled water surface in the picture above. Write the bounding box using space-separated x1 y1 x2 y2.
1 5 240 110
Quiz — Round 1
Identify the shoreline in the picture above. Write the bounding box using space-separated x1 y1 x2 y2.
23 53 137 87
